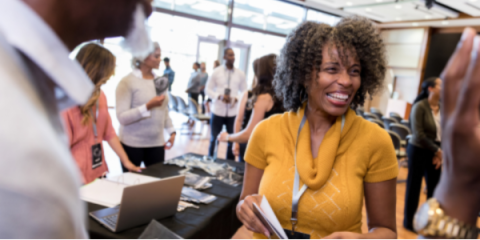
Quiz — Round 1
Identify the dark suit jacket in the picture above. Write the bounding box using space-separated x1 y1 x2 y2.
409 98 440 152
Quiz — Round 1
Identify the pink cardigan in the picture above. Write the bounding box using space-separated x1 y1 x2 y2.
62 91 116 184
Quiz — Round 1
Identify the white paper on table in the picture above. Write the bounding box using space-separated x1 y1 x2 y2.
80 179 125 207
106 172 160 186
80 173 161 207
260 195 288 239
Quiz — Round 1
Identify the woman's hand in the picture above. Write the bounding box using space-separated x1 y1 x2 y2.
434 27 480 225
324 232 363 239
217 131 229 142
233 143 240 157
165 133 176 150
146 95 165 110
432 149 443 169
123 161 143 173
236 194 270 237
432 156 442 170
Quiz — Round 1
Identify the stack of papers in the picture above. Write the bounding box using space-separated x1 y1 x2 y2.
80 173 161 207
252 196 288 239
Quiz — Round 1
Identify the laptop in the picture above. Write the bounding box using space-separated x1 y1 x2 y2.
89 175 185 232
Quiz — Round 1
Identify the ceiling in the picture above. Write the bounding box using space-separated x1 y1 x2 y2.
288 0 480 26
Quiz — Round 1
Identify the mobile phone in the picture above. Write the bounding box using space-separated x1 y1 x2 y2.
224 88 231 96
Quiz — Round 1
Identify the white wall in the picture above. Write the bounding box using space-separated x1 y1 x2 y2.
366 28 426 113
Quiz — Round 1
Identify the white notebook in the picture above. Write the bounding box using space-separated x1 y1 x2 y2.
252 196 288 239
80 173 161 207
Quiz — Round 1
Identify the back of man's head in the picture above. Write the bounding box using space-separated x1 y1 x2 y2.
24 0 153 50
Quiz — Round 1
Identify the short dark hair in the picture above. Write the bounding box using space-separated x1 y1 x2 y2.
274 16 387 111
163 57 170 62
224 47 233 56
194 62 200 68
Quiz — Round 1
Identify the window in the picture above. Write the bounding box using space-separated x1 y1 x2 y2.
233 0 304 35
306 9 341 26
230 27 286 87
102 12 227 103
153 0 229 22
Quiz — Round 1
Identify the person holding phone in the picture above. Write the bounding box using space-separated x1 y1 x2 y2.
116 42 176 171
205 48 247 160
62 43 142 184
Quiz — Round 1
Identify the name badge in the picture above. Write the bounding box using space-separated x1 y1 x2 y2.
284 229 311 239
92 143 103 169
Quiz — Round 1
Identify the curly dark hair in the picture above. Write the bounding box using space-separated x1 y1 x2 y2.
274 16 387 111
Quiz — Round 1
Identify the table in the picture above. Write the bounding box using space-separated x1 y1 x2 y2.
87 153 243 239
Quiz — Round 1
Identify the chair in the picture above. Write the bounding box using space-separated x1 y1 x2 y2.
356 107 365 117
363 112 379 121
382 116 399 130
401 120 411 131
188 98 211 122
390 112 403 123
368 118 385 129
388 130 408 183
167 92 178 112
390 123 411 147
175 96 189 117
387 130 406 159
185 98 211 138
370 107 383 120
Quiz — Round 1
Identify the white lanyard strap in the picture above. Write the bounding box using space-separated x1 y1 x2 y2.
291 111 345 232
90 99 99 143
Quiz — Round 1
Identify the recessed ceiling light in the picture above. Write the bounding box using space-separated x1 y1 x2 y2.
346 2 353 6
470 0 477 2
412 23 419 26
395 4 402 9
442 21 449 25
376 0 383 2
366 8 372 11
396 17 402 21
425 15 431 19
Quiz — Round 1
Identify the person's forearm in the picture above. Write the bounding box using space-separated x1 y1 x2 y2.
228 130 250 144
234 118 241 134
107 136 131 166
434 176 480 226
361 227 397 239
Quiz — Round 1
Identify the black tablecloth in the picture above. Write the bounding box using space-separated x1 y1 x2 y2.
87 153 243 239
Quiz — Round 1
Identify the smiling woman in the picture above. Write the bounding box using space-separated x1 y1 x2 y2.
236 16 399 239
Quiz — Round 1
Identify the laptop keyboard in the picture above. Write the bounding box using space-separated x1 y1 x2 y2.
102 213 118 229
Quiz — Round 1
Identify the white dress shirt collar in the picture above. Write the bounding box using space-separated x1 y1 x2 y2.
0 0 93 105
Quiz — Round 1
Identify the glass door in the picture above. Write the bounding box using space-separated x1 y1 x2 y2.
230 41 251 76
197 36 223 71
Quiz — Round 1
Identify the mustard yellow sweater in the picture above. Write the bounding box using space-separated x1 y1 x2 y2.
245 106 398 239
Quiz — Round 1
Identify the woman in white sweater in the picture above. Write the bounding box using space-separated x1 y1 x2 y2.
116 42 176 171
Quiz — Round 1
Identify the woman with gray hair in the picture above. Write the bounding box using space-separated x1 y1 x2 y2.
116 42 176 171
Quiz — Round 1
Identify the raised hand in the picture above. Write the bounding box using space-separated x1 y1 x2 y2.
434 27 480 225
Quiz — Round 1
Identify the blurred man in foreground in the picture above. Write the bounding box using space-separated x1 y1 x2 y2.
413 27 480 238
0 0 152 238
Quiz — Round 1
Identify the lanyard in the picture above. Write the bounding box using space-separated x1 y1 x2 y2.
291 111 345 233
90 99 99 143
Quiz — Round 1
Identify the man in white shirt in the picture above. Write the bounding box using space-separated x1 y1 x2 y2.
0 0 152 238
206 48 247 160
